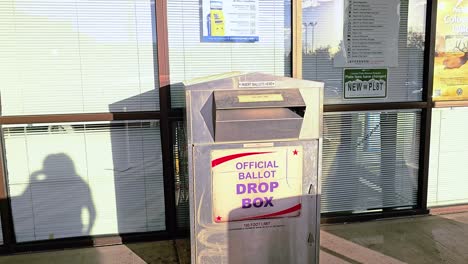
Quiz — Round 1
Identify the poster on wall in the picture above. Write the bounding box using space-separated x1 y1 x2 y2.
433 0 468 101
334 0 400 67
343 68 387 99
201 0 259 42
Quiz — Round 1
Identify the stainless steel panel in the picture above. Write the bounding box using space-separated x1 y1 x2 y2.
191 141 319 264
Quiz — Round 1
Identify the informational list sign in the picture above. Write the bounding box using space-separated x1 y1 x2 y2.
334 0 399 67
433 0 468 101
344 68 387 99
201 0 259 42
211 146 302 222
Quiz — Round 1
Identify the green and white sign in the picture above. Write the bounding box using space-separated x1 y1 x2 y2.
344 69 387 99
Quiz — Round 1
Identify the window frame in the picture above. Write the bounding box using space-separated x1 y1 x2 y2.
0 0 439 252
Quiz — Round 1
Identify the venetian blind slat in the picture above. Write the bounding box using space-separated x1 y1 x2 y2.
0 0 159 116
429 107 468 207
4 121 165 242
322 110 421 213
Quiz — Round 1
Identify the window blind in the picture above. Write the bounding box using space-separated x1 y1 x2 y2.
302 0 427 104
4 121 165 242
429 108 468 207
167 0 291 108
322 110 421 213
0 0 159 116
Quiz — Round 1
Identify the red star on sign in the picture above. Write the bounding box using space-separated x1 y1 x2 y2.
293 149 298 155
216 216 222 222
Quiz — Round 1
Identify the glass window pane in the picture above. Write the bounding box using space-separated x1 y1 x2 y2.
322 110 421 213
4 121 165 242
0 0 159 115
167 0 292 108
302 0 427 104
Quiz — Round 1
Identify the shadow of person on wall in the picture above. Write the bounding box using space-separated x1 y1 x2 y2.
226 195 319 264
16 154 96 240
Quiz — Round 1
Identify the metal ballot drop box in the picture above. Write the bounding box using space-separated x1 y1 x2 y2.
185 72 323 264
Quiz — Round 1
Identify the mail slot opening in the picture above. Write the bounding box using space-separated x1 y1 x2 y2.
215 106 306 142
213 88 307 142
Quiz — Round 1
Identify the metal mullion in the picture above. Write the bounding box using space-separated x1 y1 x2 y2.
418 0 437 212
433 101 468 108
322 208 428 224
0 128 16 250
324 102 428 113
292 0 302 79
0 112 161 125
156 0 177 235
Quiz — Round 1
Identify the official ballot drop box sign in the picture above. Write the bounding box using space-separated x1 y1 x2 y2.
185 72 323 264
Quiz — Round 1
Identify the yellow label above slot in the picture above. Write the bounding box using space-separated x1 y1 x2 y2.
237 94 284 103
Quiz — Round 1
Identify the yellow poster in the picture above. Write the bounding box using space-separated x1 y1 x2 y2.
433 0 468 101
211 146 303 223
